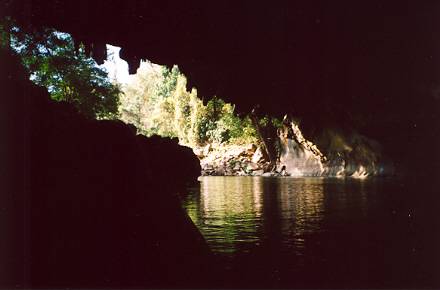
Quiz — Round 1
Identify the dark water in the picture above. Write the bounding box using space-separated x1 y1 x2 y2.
181 176 440 288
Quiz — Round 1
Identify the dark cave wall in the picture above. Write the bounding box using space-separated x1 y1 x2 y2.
3 0 438 112
1 48 212 288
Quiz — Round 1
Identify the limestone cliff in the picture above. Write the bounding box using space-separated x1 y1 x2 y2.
197 118 392 178
278 121 393 177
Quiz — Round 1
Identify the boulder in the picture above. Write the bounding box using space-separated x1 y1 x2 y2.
136 135 201 190
246 143 257 154
251 147 264 163
262 172 277 177
247 162 260 171
202 143 211 156
192 146 204 158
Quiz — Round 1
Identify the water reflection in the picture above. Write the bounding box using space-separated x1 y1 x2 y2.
183 177 334 255
200 176 263 218
182 177 436 288
276 178 325 248
197 177 264 253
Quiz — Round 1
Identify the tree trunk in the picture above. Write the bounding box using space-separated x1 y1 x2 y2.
250 111 277 169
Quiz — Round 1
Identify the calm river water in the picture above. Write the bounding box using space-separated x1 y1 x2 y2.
181 176 440 288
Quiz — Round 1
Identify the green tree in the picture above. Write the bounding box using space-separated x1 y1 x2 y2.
10 26 120 119
197 97 224 143
157 65 180 99
196 97 258 145
118 57 258 148
119 60 163 133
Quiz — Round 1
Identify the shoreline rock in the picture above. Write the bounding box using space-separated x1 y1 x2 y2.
195 125 393 178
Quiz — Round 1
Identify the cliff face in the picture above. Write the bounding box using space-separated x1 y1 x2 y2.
278 123 393 178
1 49 212 288
197 120 392 178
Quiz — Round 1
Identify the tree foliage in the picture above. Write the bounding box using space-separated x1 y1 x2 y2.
119 62 259 148
9 24 120 119
1 19 269 152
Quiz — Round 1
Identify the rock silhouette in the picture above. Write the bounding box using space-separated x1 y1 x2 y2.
1 49 213 288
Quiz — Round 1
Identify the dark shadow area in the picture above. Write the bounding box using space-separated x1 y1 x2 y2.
1 49 217 288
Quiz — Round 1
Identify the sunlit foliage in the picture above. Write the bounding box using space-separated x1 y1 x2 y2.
8 24 120 119
3 19 261 148
119 62 259 148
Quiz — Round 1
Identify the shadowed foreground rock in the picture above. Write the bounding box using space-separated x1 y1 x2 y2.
136 134 201 192
1 49 213 288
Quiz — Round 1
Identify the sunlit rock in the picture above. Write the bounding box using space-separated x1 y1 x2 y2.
351 165 369 179
197 120 390 178
198 143 268 176
252 147 264 163
277 121 391 177
279 138 325 176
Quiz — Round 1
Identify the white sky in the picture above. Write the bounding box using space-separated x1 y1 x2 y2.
100 44 161 85
100 44 130 84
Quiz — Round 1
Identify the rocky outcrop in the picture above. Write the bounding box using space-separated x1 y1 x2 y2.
196 120 393 178
196 143 273 176
136 135 201 192
277 120 395 177
1 49 213 288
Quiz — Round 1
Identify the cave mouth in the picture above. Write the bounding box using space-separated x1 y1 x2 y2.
8 21 391 179
5 13 440 289
103 43 390 179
